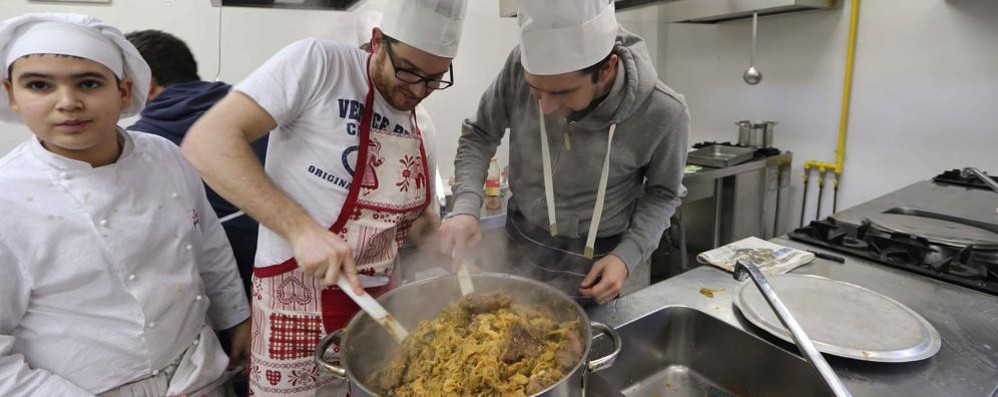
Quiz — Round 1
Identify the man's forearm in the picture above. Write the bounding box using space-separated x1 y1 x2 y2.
183 119 316 242
451 122 500 218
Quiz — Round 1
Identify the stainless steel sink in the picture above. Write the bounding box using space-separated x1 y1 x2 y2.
587 306 833 397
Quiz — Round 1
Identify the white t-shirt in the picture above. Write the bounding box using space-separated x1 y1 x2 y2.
236 38 437 267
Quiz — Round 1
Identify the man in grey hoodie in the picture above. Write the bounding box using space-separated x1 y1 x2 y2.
440 0 689 306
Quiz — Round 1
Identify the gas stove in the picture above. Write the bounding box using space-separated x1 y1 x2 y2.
790 216 998 297
933 168 998 190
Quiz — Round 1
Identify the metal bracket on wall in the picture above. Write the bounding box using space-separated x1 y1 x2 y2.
615 0 840 23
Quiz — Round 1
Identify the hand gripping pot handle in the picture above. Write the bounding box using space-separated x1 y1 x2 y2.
586 321 621 373
315 329 347 379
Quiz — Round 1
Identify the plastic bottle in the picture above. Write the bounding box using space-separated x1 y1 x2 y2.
485 157 502 210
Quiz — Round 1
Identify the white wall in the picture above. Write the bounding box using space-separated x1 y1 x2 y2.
420 1 518 180
0 0 379 147
4 0 997 227
0 0 519 182
656 0 998 224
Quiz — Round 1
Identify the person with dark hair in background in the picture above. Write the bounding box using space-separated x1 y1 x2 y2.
126 29 266 297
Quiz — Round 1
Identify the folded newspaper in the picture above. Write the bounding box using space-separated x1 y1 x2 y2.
697 237 815 276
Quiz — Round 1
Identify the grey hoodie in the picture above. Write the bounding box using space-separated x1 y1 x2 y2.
451 27 689 273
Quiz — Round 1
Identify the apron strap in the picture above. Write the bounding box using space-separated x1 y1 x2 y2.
329 54 378 235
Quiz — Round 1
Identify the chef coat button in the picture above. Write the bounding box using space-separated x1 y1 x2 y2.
152 369 159 376
59 172 70 180
99 219 108 226
128 274 136 281
171 192 179 199
185 244 193 251
193 339 200 346
149 322 157 329
195 295 203 301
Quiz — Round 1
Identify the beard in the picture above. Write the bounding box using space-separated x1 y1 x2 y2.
371 52 423 112
568 82 606 122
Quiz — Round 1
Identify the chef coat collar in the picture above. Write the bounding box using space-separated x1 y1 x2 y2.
29 126 135 170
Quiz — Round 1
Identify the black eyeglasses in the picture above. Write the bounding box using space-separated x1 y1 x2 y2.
384 40 454 90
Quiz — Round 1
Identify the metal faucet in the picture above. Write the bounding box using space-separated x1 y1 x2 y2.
734 260 852 397
962 168 998 196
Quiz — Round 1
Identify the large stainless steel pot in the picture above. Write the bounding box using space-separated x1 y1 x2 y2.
314 272 621 396
736 120 777 148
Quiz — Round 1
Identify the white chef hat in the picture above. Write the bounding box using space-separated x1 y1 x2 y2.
518 0 619 75
355 10 383 48
380 0 467 58
0 13 151 123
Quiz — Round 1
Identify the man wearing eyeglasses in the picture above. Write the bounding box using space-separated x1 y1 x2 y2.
181 0 466 395
440 0 689 307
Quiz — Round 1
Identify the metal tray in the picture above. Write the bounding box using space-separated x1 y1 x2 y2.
866 212 998 249
734 274 941 363
687 145 755 168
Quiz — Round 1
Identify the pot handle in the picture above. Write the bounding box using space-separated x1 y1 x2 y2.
586 321 621 373
314 329 347 379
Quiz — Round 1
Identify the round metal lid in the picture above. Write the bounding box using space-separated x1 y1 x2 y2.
866 213 998 249
734 274 941 363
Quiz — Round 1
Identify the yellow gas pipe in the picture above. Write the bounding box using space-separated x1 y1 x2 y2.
803 0 860 221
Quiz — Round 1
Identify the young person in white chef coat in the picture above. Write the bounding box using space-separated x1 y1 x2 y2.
181 0 467 395
0 13 250 397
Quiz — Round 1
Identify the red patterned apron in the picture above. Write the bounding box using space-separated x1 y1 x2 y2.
248 54 430 397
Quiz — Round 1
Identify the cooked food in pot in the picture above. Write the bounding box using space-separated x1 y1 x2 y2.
372 291 582 396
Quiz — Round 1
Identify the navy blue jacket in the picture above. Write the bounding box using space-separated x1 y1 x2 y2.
129 81 268 231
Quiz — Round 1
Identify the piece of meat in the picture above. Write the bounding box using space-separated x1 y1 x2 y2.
501 323 541 363
566 328 584 356
459 291 512 314
555 347 578 370
525 371 561 395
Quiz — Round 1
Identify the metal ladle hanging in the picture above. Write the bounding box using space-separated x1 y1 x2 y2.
744 13 763 85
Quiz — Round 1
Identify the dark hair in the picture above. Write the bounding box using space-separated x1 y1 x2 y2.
382 33 400 48
581 52 613 83
125 30 199 86
359 33 398 53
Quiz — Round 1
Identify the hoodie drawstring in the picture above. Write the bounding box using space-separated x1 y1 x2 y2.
538 99 558 236
537 97 617 259
584 123 615 259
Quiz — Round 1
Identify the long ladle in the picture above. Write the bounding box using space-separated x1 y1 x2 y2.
744 13 763 85
336 277 409 343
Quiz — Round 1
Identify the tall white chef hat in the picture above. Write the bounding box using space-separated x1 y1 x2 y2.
518 0 619 75
380 0 467 58
355 10 383 48
0 13 151 123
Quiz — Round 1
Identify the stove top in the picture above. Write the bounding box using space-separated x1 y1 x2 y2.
790 217 998 296
933 169 998 190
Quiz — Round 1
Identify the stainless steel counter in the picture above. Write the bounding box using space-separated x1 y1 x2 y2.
682 152 792 204
588 248 998 396
653 152 793 280
833 180 998 228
